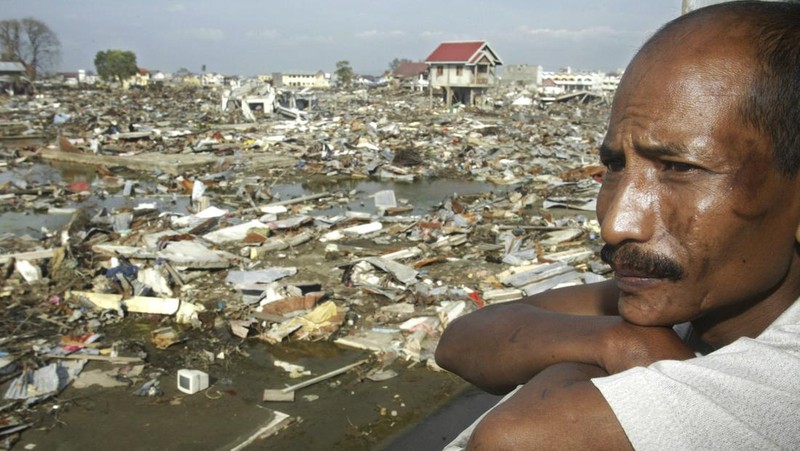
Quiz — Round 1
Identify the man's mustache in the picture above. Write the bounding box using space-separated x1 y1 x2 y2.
600 244 684 280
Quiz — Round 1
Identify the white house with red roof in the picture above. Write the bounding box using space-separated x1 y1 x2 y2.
424 40 503 107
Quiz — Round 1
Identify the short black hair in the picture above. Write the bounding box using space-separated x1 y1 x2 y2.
650 1 800 177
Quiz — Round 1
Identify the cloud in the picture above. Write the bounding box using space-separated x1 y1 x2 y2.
172 27 225 42
246 29 281 40
355 30 406 39
293 34 335 44
515 26 627 42
419 31 445 38
166 2 186 13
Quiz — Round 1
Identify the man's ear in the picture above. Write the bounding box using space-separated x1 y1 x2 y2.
796 223 800 243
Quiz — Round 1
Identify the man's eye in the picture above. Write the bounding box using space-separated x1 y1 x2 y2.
664 161 698 172
603 160 625 172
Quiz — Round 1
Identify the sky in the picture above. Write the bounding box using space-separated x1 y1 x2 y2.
1 0 682 76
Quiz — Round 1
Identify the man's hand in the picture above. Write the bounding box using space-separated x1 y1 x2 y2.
599 320 696 374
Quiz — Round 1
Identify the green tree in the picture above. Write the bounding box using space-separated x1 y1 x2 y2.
335 60 354 87
389 58 412 73
0 17 61 81
94 49 138 83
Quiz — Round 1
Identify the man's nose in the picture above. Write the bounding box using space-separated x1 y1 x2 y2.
598 173 656 246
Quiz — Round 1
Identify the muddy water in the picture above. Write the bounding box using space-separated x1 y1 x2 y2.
0 162 505 238
20 339 495 450
18 295 493 451
6 162 509 450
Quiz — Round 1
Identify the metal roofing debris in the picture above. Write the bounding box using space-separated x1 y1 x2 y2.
0 62 26 73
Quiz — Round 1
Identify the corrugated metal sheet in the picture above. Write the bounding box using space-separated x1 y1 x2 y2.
3 360 86 404
0 61 26 73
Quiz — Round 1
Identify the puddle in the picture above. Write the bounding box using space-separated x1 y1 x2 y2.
276 177 506 216
1 162 509 238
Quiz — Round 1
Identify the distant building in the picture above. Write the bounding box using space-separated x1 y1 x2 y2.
123 67 151 89
176 74 202 86
57 72 80 86
50 69 97 86
0 61 28 94
78 70 98 85
599 73 622 92
538 68 621 96
202 72 225 86
392 61 428 91
539 78 562 97
150 71 169 83
501 64 542 89
272 71 330 89
425 40 503 107
0 61 26 79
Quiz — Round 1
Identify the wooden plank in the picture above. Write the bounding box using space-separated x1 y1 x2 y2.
0 249 56 264
42 353 143 364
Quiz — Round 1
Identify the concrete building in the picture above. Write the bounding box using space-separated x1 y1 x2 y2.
538 68 621 96
501 64 542 89
123 68 151 89
272 71 330 89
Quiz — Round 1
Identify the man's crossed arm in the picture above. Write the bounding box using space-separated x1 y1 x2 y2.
434 280 696 449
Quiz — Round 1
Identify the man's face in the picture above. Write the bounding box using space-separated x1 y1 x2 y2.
596 42 800 329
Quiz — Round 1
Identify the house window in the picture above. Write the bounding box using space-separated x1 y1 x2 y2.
436 66 443 76
456 66 463 76
477 65 488 73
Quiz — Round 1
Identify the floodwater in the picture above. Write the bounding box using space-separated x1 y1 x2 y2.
20 337 501 450
0 161 506 238
4 160 508 450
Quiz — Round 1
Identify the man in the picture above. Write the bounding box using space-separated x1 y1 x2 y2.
435 1 800 449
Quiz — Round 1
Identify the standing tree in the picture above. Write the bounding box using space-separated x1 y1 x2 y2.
0 17 61 81
335 60 354 88
389 58 412 73
94 50 138 83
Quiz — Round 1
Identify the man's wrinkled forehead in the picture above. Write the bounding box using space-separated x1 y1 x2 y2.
599 58 771 187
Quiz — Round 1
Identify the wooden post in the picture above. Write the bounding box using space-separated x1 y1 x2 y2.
429 77 433 109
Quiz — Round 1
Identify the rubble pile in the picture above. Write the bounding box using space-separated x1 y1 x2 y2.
0 82 612 447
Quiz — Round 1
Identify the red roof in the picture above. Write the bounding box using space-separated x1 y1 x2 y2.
425 41 502 65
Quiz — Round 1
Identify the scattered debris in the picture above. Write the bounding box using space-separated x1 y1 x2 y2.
263 359 369 403
0 79 613 447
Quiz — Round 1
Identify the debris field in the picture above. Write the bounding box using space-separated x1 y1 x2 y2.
0 82 612 449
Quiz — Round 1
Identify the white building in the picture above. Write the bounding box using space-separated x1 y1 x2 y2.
538 69 621 95
275 71 330 89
